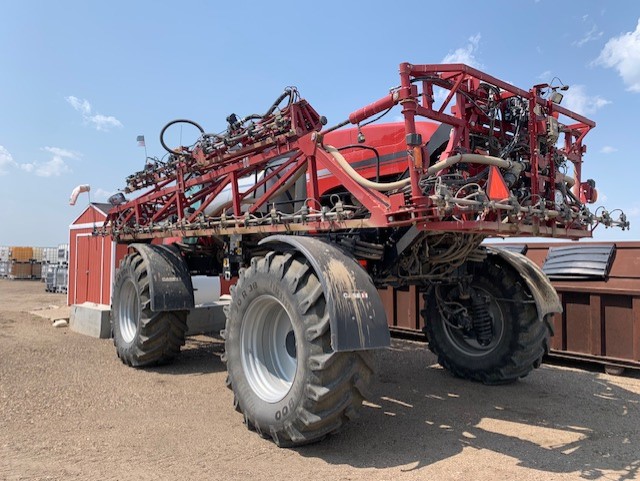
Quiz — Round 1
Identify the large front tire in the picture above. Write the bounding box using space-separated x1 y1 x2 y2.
223 252 374 447
423 259 551 384
111 252 188 367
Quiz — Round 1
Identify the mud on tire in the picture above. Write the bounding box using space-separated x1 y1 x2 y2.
423 258 551 384
111 252 188 367
222 252 374 447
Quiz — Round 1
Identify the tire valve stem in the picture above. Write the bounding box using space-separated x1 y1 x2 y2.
471 294 493 346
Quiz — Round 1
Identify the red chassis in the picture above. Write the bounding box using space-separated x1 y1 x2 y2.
103 63 627 241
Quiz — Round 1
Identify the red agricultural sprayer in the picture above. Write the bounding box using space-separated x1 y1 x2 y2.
101 63 628 446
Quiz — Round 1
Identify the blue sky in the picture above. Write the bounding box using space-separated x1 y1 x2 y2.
1 0 639 245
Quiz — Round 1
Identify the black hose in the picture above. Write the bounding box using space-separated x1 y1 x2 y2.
264 89 293 117
159 119 205 154
242 114 264 122
360 107 392 127
336 145 382 182
321 119 350 135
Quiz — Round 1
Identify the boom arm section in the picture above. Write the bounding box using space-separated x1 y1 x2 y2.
102 64 628 241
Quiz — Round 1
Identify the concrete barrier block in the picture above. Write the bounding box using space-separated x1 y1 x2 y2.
70 303 111 339
186 301 228 336
69 301 229 339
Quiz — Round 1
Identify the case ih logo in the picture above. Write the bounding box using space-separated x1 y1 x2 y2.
343 291 369 299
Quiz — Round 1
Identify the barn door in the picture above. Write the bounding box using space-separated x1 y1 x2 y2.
75 234 105 304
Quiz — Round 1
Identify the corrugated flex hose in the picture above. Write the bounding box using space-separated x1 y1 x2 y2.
324 145 411 191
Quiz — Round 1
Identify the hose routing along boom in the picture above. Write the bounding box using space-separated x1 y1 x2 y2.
102 64 628 240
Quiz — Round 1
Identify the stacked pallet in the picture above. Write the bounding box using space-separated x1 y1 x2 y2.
31 247 45 280
55 244 69 293
0 246 67 284
9 247 34 280
0 247 9 277
41 246 61 285
43 247 58 264
55 266 68 294
43 244 69 293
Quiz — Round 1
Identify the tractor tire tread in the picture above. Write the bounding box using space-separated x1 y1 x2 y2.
423 259 550 384
224 253 373 447
112 253 187 368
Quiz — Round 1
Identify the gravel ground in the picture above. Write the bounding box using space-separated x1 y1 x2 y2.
1 279 640 481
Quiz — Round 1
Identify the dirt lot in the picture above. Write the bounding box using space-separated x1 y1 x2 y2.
1 279 640 481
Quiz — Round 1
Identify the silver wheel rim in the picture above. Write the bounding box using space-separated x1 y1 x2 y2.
443 287 505 357
240 294 297 403
119 279 140 344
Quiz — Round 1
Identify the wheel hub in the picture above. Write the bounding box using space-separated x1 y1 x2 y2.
440 286 504 356
118 279 140 344
285 330 297 358
240 295 298 403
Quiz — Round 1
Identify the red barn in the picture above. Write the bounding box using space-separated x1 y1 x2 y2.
68 203 128 306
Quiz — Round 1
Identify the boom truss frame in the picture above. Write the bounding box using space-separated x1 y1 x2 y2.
104 63 602 241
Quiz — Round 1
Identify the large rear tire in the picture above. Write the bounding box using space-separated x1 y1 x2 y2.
111 252 188 367
223 252 374 447
423 259 550 384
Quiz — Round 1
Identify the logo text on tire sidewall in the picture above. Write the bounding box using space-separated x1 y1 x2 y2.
275 397 296 421
235 282 258 307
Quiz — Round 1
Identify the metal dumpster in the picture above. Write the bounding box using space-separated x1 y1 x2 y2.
524 242 640 371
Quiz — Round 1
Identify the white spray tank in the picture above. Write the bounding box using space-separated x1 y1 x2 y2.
202 154 305 216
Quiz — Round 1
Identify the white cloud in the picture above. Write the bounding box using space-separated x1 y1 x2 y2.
594 19 640 92
562 85 611 115
599 146 618 154
66 96 91 116
573 15 603 47
65 95 123 131
0 145 77 176
35 158 71 177
43 146 79 159
537 70 552 80
88 114 123 131
94 188 116 202
21 146 77 177
0 145 17 175
442 34 482 68
627 204 640 217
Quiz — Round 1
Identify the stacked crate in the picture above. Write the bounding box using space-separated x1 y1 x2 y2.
55 266 68 294
41 247 59 283
31 247 44 279
40 245 69 293
45 265 58 292
0 246 9 278
9 247 34 279
43 247 58 264
0 245 69 290
55 243 69 293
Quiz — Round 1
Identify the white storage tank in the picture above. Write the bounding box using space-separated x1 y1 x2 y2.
191 276 221 305
42 247 58 264
57 244 70 264
0 260 9 277
32 247 44 263
56 265 68 293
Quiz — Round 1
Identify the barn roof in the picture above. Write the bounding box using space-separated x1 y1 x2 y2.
70 202 113 226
